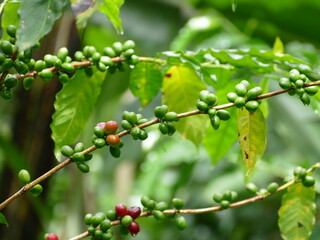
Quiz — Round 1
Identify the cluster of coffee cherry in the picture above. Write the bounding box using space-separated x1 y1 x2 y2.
0 24 139 100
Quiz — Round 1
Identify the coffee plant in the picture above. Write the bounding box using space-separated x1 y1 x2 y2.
1 1 320 240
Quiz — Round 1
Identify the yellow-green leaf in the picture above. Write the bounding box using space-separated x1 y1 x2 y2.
129 62 162 107
237 107 266 174
162 66 208 146
278 183 316 240
98 0 124 33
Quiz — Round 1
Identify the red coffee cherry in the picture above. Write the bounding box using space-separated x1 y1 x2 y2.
46 233 59 240
127 206 141 219
115 203 128 217
127 221 140 236
104 121 119 134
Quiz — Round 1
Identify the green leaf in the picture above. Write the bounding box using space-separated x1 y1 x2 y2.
237 107 267 175
16 0 69 50
162 66 208 146
273 37 284 55
98 0 124 34
278 183 316 240
74 5 97 30
51 69 106 161
1 0 20 40
0 212 8 227
203 107 238 164
129 62 163 107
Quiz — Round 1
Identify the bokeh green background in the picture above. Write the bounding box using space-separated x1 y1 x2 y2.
1 0 320 239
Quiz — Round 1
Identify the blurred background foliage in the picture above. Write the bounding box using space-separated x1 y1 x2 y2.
1 0 320 239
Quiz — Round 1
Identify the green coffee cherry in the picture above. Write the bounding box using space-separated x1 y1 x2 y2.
302 176 315 187
106 210 117 221
124 49 135 58
73 152 85 162
121 215 133 227
0 40 13 55
3 58 13 69
44 54 56 66
235 83 248 97
4 74 18 89
153 210 165 221
74 51 85 61
245 101 259 113
166 122 176 136
123 40 136 51
289 69 300 82
206 93 218 106
121 120 132 130
0 89 13 100
137 118 148 125
213 193 223 203
139 129 148 140
220 200 230 209
129 55 139 65
196 100 208 112
305 86 318 96
84 153 93 161
23 77 35 90
91 52 101 63
141 196 150 207
208 108 216 118
175 215 186 230
103 47 117 58
97 62 106 72
211 115 220 130
300 93 310 106
246 183 258 194
57 47 68 61
83 46 96 58
87 226 95 234
109 146 121 158
94 229 103 238
165 112 179 122
100 219 111 231
61 63 74 73
100 56 113 66
14 60 28 74
18 169 31 184
84 213 93 225
230 191 238 202
159 122 168 135
154 105 168 119
216 110 230 121
91 212 106 227
94 126 105 138
258 188 269 196
295 79 304 88
77 163 90 173
131 126 141 140
6 25 17 38
58 73 69 84
74 142 85 152
112 42 123 55
61 145 74 157
240 80 250 89
227 92 238 103
247 86 263 100
279 77 292 90
295 88 305 96
222 190 232 201
94 138 106 148
0 53 5 64
267 182 279 193
39 69 53 82
30 184 43 196
199 90 209 102
172 198 184 210
34 60 46 72
126 112 138 125
155 201 169 211
234 97 246 108
146 199 156 210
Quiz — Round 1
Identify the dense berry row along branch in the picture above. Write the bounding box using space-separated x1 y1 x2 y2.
1 79 320 211
69 161 320 240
